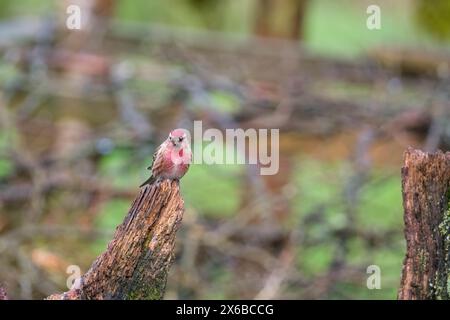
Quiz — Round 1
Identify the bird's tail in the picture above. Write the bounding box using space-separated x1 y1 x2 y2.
139 175 156 188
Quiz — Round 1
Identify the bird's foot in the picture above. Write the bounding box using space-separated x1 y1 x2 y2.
155 177 163 187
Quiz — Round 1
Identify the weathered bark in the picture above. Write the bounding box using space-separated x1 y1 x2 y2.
398 147 450 300
46 180 184 300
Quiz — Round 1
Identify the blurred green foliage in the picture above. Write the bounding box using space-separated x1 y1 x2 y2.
0 107 19 179
209 90 241 114
91 198 129 254
305 0 437 58
116 0 252 34
292 158 404 299
0 0 53 18
415 0 450 41
357 175 403 230
0 61 19 83
99 147 150 188
299 243 334 276
0 133 13 179
183 164 242 217
2 0 448 58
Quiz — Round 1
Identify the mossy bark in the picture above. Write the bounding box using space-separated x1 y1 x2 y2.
46 180 184 300
398 147 450 300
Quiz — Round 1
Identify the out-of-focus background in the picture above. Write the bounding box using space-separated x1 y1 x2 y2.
0 0 449 299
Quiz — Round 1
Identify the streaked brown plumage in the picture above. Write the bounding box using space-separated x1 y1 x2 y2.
140 129 191 187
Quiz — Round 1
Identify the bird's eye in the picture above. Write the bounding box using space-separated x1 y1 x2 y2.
179 137 183 142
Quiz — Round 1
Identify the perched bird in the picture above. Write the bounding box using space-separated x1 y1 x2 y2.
140 128 192 187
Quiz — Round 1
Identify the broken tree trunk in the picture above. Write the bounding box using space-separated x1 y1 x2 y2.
398 147 450 300
46 180 184 300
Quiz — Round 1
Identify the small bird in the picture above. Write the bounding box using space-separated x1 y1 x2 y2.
140 128 192 187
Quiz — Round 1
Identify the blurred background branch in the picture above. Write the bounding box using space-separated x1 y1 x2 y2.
0 0 449 299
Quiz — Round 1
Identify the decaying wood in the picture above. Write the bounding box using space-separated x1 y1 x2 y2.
46 180 185 300
398 147 450 300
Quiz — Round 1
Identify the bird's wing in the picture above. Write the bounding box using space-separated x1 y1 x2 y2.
140 144 165 187
147 142 169 179
147 144 162 171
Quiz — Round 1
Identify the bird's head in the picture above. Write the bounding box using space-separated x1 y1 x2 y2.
168 128 188 148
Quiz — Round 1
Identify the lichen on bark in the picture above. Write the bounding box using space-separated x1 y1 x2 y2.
431 193 450 299
398 148 450 300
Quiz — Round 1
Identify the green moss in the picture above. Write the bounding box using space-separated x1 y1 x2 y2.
440 197 450 297
127 272 167 300
418 248 428 274
430 192 450 299
127 284 163 300
438 200 450 246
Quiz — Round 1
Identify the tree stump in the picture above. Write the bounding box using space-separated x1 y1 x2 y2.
46 180 185 300
398 147 450 300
